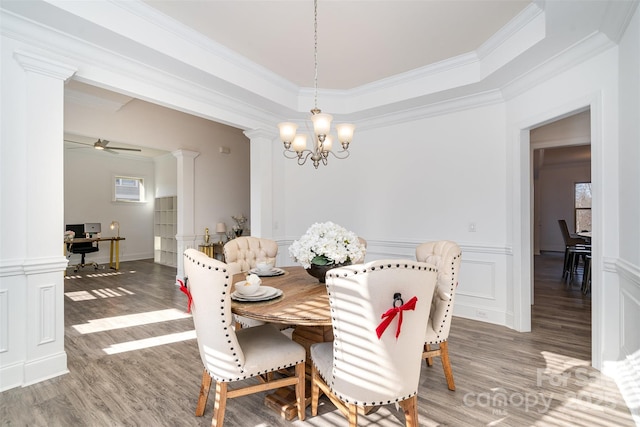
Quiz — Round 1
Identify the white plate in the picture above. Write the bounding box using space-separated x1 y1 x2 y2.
234 285 269 298
249 267 286 277
231 286 282 302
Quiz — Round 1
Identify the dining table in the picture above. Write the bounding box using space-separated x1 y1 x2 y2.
231 266 333 420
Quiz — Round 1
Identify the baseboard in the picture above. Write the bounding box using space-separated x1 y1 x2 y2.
23 351 69 387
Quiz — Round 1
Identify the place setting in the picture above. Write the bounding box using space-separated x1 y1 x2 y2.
231 273 283 302
248 260 286 277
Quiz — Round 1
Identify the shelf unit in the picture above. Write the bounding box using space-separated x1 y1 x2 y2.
154 196 177 267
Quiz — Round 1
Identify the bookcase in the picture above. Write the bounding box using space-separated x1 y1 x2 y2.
154 196 177 267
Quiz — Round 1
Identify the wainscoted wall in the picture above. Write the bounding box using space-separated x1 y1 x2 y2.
276 240 511 325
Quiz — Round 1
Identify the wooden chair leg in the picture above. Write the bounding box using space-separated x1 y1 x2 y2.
439 341 456 391
424 343 434 366
348 403 358 427
212 381 227 427
311 363 320 416
399 396 418 427
295 362 306 421
196 369 212 416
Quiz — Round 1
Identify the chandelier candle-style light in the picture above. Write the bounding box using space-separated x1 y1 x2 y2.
278 0 355 169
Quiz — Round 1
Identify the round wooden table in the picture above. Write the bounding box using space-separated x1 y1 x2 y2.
231 266 333 420
231 266 331 326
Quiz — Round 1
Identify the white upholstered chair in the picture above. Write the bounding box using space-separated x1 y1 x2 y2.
352 237 367 264
183 249 306 426
310 259 438 427
223 236 278 273
415 240 462 391
223 236 279 328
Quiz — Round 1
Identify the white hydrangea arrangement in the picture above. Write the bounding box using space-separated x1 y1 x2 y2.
289 221 365 269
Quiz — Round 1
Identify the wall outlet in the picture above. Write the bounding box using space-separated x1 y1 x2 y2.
469 222 477 232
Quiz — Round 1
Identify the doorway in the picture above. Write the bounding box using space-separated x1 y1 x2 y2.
530 108 592 353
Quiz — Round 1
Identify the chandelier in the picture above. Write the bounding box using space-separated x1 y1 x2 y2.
278 0 355 169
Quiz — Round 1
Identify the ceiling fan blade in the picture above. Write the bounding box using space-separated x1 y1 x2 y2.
108 146 142 152
93 139 141 152
64 139 93 147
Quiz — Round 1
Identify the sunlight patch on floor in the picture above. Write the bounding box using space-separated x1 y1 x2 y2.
73 308 191 334
65 287 134 301
65 271 125 279
540 350 590 377
64 290 97 301
103 330 196 355
535 351 635 426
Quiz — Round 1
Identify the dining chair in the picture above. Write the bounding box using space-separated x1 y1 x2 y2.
558 220 590 283
310 259 438 427
223 236 279 328
352 237 367 264
183 248 306 426
223 236 278 273
415 240 462 391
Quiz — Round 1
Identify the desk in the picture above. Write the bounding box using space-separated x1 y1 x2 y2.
197 243 224 261
231 267 332 419
65 237 126 270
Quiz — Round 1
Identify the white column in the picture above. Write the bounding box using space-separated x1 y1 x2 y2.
172 149 199 284
0 50 75 390
244 129 275 238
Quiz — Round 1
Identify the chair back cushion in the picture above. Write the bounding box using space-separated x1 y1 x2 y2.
223 236 278 273
415 241 462 344
558 219 588 246
351 237 367 264
323 259 437 405
183 249 246 378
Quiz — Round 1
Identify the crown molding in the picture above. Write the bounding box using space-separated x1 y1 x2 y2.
0 1 629 135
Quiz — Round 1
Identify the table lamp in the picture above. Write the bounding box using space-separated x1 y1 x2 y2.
215 222 227 245
110 220 120 238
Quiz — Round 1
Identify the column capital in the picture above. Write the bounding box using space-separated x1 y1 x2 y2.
13 50 76 80
244 128 276 141
172 149 200 160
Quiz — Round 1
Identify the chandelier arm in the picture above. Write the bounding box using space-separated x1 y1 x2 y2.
283 149 301 160
327 149 350 160
297 151 313 166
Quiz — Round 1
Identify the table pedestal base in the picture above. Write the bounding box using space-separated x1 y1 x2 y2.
264 324 334 420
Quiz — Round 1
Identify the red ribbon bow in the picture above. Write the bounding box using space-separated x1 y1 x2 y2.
375 296 418 339
178 279 193 313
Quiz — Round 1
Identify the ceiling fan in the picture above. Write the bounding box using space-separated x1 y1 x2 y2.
65 138 142 155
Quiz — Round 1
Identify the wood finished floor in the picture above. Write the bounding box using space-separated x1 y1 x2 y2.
1 253 635 426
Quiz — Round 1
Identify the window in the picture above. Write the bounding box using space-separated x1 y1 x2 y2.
114 176 145 202
575 182 591 232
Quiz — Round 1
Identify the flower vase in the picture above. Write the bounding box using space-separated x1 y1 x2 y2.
306 262 350 283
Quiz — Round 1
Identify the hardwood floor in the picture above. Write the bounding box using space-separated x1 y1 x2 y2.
1 254 635 426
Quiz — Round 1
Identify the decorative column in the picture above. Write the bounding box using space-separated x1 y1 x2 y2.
0 50 75 390
244 129 275 238
172 149 199 285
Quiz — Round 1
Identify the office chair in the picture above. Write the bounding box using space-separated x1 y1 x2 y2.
66 224 100 272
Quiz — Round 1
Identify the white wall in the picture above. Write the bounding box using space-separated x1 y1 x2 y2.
506 47 621 368
64 92 251 263
614 5 640 423
537 161 591 252
271 102 512 325
64 149 156 264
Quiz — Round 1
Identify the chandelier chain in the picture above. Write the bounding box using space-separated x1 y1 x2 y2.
313 0 319 111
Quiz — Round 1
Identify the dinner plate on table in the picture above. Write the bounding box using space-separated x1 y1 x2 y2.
249 267 286 277
231 286 283 302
